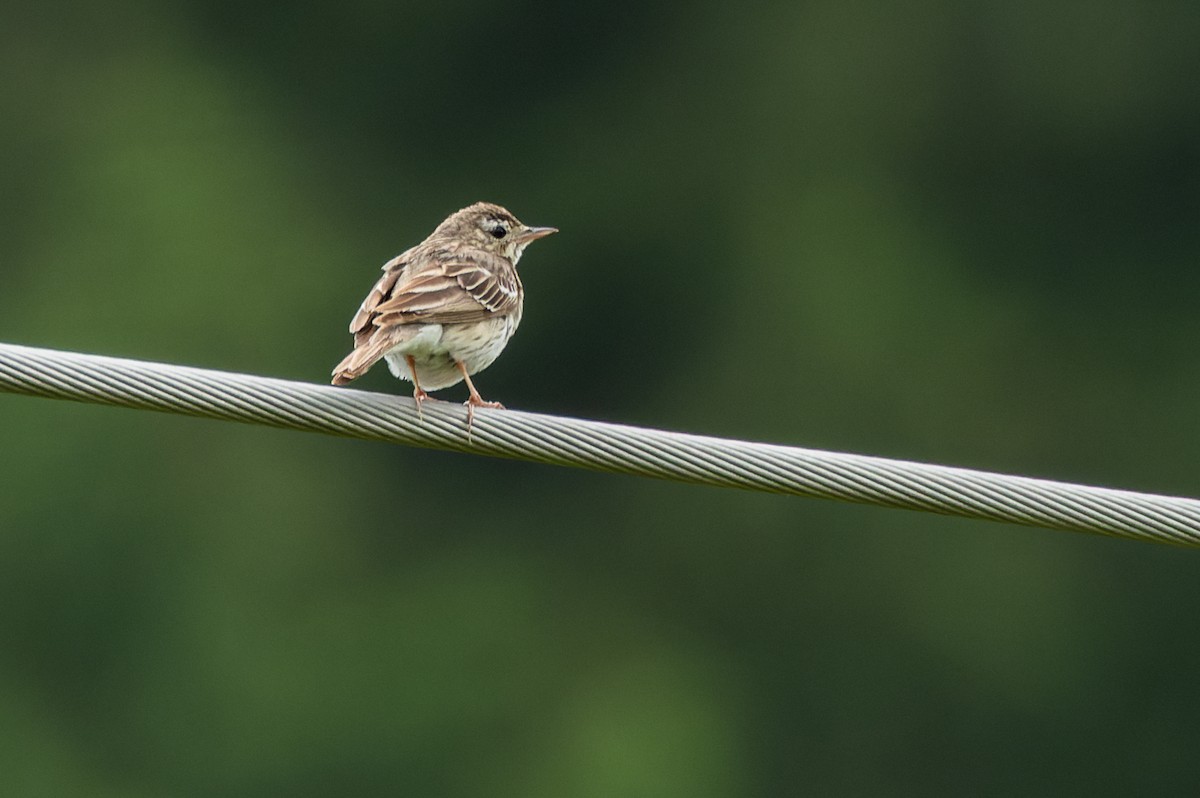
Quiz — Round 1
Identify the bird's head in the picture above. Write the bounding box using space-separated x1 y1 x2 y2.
436 202 557 264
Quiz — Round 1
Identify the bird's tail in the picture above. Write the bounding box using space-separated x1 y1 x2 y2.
331 336 394 386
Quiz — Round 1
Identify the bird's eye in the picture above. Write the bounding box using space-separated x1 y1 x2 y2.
490 226 507 239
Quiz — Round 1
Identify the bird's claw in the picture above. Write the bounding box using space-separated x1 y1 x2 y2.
412 388 431 420
463 397 504 440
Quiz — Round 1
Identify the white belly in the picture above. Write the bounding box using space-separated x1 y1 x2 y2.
382 316 518 392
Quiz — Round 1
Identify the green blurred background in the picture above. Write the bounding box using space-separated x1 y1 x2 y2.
1 1 1199 795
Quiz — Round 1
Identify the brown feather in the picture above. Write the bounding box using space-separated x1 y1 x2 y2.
370 249 520 324
330 337 384 384
349 256 407 335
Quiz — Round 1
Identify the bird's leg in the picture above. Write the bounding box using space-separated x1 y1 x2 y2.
406 355 430 419
455 361 503 433
456 362 503 409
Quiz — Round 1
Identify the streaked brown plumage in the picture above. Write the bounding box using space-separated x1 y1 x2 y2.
331 202 556 419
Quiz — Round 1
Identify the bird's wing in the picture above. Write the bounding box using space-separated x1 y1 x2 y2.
367 249 521 329
332 246 520 385
348 249 411 335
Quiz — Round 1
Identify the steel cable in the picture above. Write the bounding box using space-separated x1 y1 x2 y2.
0 342 1197 547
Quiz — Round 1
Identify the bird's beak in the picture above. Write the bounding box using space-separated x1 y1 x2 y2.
516 225 558 244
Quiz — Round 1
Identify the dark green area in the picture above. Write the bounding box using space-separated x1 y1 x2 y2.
1 2 1198 794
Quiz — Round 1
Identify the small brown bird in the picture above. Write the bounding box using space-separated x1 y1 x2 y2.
331 202 556 421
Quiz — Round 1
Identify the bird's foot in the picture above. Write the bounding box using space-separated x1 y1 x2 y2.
463 396 504 439
412 388 434 420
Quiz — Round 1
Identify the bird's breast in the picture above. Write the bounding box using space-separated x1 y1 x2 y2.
439 315 519 375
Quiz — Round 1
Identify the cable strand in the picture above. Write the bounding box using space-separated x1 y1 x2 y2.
0 342 1197 547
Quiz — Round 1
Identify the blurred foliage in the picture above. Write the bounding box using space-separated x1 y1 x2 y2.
1 1 1199 795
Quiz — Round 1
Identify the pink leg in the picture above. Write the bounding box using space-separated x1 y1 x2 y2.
455 361 503 431
406 355 430 419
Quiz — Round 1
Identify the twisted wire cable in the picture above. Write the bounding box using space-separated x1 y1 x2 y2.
1 342 1197 547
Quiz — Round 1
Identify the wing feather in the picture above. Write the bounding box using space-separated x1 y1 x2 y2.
331 245 522 385
348 252 407 335
371 250 520 324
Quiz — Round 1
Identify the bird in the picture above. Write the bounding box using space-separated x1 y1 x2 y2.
331 202 557 425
